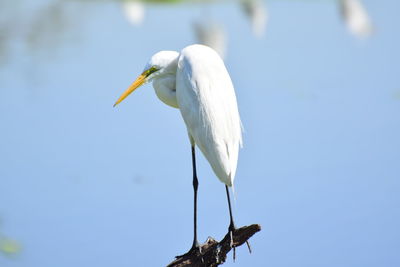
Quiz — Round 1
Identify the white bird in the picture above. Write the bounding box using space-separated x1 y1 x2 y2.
114 44 242 255
340 0 373 38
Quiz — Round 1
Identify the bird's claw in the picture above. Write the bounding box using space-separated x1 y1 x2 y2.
228 225 252 260
246 240 252 253
228 226 237 261
176 243 202 259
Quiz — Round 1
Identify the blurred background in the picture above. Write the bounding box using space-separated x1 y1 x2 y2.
0 0 399 266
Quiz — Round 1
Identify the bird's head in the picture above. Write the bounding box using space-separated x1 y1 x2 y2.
113 51 179 107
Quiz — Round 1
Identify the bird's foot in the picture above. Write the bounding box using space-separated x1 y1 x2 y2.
245 240 252 253
227 224 252 261
228 223 237 261
175 242 203 259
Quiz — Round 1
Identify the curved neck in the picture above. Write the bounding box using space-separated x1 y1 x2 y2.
153 74 178 108
152 55 179 108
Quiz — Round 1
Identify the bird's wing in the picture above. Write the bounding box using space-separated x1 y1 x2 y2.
176 44 242 186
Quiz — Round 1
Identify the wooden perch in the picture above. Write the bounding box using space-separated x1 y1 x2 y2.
167 224 261 267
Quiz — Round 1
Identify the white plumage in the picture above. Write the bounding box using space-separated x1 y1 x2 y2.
114 44 242 187
176 45 242 186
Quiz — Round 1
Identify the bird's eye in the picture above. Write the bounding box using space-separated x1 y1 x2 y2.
144 66 159 77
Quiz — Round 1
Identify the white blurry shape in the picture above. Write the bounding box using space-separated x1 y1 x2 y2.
194 20 226 59
122 0 145 26
241 0 268 38
340 0 373 38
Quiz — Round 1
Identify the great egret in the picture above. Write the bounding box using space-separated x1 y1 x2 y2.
114 44 242 255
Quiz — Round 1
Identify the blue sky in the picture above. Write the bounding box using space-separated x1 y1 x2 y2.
0 0 399 266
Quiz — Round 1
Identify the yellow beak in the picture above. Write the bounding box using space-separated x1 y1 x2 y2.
113 73 147 107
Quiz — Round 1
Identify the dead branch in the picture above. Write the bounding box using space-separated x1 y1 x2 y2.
167 224 261 267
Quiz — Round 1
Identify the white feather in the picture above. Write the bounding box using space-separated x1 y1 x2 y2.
176 45 242 186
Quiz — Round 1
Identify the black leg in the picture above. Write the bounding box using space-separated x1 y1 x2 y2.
225 185 235 231
225 185 237 260
176 145 201 258
225 185 252 258
191 145 199 250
